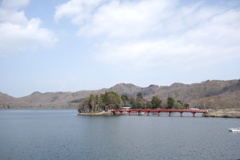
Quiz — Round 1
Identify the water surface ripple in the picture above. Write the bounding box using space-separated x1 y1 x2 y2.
0 110 239 160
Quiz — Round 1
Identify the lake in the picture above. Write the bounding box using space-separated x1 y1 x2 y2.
0 109 239 160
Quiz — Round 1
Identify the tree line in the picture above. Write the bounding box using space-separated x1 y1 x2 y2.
78 91 189 113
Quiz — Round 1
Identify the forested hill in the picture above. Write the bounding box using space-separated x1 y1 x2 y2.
0 79 240 109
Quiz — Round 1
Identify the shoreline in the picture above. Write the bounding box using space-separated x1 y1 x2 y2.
78 109 240 118
78 111 114 116
203 109 240 118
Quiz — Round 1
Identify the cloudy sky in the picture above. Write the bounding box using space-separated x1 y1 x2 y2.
0 0 240 97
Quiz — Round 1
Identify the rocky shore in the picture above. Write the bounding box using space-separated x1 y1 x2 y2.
78 111 114 116
203 109 240 118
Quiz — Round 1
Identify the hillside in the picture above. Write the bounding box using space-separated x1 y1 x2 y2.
0 79 239 109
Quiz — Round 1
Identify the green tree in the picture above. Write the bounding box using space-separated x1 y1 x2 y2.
129 97 138 109
129 93 147 109
106 91 121 109
79 91 122 113
177 100 183 109
137 92 143 100
99 91 121 110
121 94 129 102
184 103 190 109
146 103 153 109
151 96 162 109
79 97 92 113
167 97 175 109
88 93 95 111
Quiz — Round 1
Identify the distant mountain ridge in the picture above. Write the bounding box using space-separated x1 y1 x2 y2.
0 79 240 109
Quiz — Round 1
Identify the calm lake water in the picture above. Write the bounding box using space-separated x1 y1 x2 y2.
0 109 239 160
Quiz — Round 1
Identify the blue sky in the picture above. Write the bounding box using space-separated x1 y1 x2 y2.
0 0 240 97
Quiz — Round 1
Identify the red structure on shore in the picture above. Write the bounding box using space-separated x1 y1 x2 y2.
111 109 207 117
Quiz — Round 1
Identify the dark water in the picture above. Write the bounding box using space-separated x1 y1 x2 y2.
0 110 239 160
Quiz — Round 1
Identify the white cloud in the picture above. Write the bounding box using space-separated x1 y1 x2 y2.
78 0 175 38
0 0 57 55
1 0 29 10
55 0 240 70
0 9 27 24
0 20 57 53
54 0 106 24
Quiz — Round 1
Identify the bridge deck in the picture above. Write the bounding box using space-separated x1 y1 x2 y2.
111 109 207 117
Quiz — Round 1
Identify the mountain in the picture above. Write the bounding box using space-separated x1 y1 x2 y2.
0 79 240 109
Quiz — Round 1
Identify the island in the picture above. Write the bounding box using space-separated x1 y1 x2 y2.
78 91 240 118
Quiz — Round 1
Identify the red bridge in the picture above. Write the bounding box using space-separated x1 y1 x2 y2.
111 109 207 117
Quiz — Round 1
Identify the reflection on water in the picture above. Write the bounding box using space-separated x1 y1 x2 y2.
0 109 239 160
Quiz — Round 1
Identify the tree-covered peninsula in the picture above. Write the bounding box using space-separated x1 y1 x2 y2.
78 91 121 113
78 91 189 113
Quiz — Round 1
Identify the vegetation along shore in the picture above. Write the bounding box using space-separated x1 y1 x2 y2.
78 90 240 118
203 109 240 118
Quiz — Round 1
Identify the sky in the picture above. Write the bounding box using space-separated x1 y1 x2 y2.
0 0 240 97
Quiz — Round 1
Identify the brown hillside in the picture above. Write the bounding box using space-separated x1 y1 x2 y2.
0 79 239 109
